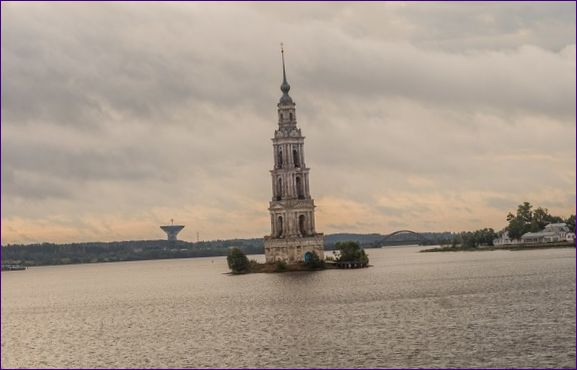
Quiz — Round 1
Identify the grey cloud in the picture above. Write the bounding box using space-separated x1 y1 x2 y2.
2 4 276 129
297 43 574 119
326 222 374 232
1 166 69 201
4 2 574 132
376 206 407 217
4 142 158 182
398 3 576 52
485 196 521 211
254 3 575 53
388 221 409 229
376 205 432 218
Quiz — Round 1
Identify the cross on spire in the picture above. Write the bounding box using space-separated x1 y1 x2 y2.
281 42 287 85
279 42 292 102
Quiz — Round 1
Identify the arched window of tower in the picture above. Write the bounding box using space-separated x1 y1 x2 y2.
277 216 283 238
296 177 304 199
289 112 293 121
299 215 306 236
293 148 300 167
276 178 282 201
278 150 283 168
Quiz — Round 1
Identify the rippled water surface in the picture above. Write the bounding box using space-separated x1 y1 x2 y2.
2 246 575 368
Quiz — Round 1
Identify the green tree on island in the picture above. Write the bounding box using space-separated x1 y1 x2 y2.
565 214 576 233
506 217 527 240
335 241 369 264
506 201 570 239
227 247 250 274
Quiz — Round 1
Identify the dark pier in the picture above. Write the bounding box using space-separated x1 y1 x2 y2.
331 261 368 269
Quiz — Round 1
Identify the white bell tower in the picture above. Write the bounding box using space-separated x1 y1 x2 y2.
263 45 324 264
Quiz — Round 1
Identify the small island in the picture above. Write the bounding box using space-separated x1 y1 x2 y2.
421 202 575 253
226 241 369 274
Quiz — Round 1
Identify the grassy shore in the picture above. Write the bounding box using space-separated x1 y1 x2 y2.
421 241 575 253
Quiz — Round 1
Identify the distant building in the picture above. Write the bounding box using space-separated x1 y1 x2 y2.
494 223 575 246
160 219 185 241
493 231 520 246
521 223 575 243
263 46 324 264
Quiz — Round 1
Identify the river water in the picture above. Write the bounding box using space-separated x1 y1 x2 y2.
1 246 575 368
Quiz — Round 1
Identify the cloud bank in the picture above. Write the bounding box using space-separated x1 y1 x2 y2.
2 2 575 243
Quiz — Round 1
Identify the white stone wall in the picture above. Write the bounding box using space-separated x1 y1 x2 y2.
264 235 325 264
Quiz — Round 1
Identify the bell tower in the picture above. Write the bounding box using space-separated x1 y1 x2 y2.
264 45 324 264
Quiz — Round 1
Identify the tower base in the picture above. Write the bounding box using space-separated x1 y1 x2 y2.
264 234 324 264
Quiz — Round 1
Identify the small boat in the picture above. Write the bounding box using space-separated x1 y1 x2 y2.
1 264 27 271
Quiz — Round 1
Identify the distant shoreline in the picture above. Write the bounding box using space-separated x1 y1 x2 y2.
421 241 575 252
1 233 439 268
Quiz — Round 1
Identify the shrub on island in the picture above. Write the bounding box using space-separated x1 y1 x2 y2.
335 241 369 265
274 260 287 272
227 247 250 274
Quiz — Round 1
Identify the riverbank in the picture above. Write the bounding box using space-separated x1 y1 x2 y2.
421 241 575 252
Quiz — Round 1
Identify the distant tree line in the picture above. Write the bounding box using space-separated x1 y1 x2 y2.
1 239 264 267
2 230 476 267
3 231 456 267
324 232 454 249
447 228 497 248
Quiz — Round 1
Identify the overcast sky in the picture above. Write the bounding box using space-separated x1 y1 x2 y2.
2 2 575 244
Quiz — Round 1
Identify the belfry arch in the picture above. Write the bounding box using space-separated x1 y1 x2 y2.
299 215 306 236
277 216 283 238
276 177 282 200
277 149 283 168
296 176 304 199
293 148 300 167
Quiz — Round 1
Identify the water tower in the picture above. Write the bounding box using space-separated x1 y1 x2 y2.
160 219 185 241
